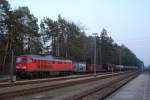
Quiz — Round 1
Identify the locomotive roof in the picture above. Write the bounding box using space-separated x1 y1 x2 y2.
18 54 72 62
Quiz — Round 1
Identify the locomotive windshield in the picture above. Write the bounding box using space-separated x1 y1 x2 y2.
16 57 32 63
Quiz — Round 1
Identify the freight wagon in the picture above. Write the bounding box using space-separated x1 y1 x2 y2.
86 64 106 72
74 62 86 73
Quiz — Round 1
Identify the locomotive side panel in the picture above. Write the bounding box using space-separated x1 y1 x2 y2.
16 55 74 77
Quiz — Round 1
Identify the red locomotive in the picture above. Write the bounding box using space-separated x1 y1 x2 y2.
16 55 73 77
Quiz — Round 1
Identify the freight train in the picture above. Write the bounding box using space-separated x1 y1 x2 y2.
16 54 137 78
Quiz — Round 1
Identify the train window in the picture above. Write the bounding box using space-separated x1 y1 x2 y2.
16 58 26 62
16 58 32 62
16 58 32 63
27 59 32 62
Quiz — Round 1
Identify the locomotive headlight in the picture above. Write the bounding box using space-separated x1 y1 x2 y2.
16 66 20 69
22 66 27 69
16 66 26 69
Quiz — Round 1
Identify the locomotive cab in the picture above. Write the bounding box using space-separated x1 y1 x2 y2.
16 56 33 78
16 57 32 70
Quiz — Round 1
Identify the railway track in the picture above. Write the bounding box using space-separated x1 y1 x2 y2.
65 71 139 100
0 71 138 99
0 72 112 88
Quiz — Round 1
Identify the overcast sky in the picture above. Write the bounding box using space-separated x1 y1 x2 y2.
8 0 150 66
